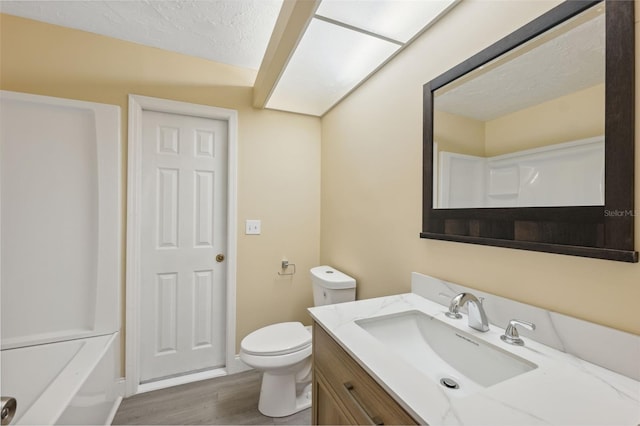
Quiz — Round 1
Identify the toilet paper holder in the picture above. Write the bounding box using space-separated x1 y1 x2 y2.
278 260 296 276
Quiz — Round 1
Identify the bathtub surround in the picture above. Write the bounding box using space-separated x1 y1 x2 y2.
0 91 122 424
0 92 121 350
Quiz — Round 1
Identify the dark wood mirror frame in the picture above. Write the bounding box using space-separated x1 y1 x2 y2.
422 0 637 262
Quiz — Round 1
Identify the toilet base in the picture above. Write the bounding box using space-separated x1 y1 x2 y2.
258 372 312 417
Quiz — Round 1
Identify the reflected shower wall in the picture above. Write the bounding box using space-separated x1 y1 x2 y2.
436 136 604 208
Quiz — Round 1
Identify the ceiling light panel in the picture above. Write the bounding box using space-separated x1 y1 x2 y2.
266 17 399 116
315 0 458 43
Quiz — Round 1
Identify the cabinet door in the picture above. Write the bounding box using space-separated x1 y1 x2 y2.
313 323 418 425
314 371 354 425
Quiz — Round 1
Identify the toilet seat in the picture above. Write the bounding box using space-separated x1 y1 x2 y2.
241 322 311 356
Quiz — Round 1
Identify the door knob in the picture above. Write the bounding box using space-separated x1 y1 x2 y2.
216 254 225 263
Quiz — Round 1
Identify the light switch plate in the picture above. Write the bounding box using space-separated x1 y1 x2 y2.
245 219 261 235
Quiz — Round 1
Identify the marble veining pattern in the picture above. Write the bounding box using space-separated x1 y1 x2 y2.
411 273 640 380
308 273 640 425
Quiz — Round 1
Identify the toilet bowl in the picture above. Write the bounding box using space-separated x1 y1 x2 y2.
240 322 312 417
239 266 356 417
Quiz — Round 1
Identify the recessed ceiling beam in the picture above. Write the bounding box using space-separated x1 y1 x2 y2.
253 0 321 109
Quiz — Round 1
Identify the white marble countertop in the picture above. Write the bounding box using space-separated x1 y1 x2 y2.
308 293 640 425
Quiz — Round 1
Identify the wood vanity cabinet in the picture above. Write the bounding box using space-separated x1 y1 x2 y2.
312 322 419 425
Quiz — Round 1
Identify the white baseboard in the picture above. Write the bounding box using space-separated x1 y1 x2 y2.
135 356 253 395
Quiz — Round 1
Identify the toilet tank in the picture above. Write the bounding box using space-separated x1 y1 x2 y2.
310 266 356 306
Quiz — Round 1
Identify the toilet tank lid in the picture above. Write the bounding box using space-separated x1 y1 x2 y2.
310 265 356 289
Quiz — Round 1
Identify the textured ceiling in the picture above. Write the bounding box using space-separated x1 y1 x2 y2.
435 5 605 122
0 0 283 70
2 0 604 119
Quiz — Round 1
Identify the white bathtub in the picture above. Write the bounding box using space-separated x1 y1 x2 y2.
0 333 122 425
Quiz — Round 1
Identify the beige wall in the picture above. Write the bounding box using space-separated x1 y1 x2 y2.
434 109 485 156
485 83 605 156
321 0 640 335
0 14 321 359
435 83 604 158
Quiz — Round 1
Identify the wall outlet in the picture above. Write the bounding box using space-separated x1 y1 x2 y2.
245 219 261 235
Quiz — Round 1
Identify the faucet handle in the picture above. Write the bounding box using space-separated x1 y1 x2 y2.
445 307 462 319
444 293 463 319
500 319 535 346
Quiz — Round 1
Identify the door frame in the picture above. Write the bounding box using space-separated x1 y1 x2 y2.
125 94 240 396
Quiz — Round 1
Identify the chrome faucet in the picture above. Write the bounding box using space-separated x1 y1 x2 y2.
501 319 535 346
445 292 490 332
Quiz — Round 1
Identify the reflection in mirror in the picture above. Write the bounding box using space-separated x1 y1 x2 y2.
422 0 636 262
433 3 605 208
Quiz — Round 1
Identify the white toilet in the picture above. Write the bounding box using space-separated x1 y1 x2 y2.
240 265 356 417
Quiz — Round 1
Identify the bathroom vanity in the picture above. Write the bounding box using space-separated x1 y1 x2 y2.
312 322 418 425
309 273 640 425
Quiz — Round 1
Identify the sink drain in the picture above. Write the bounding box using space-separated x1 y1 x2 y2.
439 377 460 389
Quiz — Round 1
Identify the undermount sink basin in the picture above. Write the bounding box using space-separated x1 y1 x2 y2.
355 310 537 396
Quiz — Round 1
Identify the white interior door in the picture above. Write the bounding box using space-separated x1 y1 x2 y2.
140 110 227 382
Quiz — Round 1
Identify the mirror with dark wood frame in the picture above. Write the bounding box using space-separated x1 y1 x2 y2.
421 0 637 262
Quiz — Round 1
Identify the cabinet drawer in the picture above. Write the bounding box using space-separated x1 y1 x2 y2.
313 323 418 425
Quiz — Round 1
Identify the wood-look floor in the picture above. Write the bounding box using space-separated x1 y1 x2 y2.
112 370 311 425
